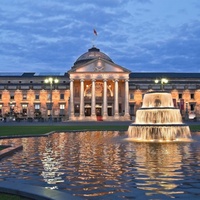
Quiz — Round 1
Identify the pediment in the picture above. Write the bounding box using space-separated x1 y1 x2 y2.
68 58 130 74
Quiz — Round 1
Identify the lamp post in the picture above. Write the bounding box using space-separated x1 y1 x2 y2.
44 77 59 121
185 102 189 121
9 101 13 120
154 78 168 90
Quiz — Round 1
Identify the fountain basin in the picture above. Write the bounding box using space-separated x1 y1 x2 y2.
128 124 191 142
128 91 192 142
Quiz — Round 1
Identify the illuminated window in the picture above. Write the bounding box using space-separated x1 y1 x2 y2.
34 104 40 110
60 104 65 109
0 104 2 115
22 104 27 115
60 104 65 115
34 104 41 117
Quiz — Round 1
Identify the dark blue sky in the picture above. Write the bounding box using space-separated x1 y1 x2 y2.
0 0 200 73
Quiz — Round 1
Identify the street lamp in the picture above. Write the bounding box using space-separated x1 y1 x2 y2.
185 102 189 121
154 78 168 90
9 101 13 119
44 77 59 121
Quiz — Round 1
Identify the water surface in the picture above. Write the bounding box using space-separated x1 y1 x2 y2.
0 131 200 199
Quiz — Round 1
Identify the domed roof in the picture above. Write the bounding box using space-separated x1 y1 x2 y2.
73 46 113 66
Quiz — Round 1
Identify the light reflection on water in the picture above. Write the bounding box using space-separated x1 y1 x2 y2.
0 131 200 199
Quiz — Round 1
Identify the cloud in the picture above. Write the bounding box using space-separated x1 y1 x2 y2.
0 0 199 73
106 18 200 73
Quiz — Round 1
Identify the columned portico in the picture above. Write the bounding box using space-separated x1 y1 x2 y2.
68 46 131 121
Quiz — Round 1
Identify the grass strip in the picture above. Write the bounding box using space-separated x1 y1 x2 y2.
0 146 6 150
0 193 30 200
0 125 128 136
0 125 199 137
189 125 200 131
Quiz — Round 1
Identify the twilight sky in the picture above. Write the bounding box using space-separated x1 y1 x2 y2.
0 0 200 74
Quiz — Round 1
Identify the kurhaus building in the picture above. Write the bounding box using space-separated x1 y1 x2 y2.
0 46 200 121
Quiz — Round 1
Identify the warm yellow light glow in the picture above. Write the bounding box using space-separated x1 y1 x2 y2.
154 79 159 84
44 77 59 84
54 78 59 83
155 78 168 84
161 78 168 84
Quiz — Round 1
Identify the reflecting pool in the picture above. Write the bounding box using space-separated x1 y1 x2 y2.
0 131 200 199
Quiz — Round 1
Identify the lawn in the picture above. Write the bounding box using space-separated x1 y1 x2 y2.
0 146 6 150
189 124 200 132
0 193 30 200
0 124 199 137
0 125 129 136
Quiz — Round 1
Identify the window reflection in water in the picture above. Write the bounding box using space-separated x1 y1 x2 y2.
0 131 199 199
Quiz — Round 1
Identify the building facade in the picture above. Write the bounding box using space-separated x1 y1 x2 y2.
0 46 200 121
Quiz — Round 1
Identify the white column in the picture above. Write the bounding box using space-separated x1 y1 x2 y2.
91 79 96 116
69 79 74 118
80 79 84 117
114 79 119 117
103 79 108 117
124 79 130 118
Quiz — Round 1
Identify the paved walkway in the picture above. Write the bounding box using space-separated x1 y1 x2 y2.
0 181 81 200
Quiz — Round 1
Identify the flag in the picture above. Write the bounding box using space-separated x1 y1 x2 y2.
93 29 97 36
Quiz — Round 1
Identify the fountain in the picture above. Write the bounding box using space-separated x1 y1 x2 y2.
128 91 192 142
